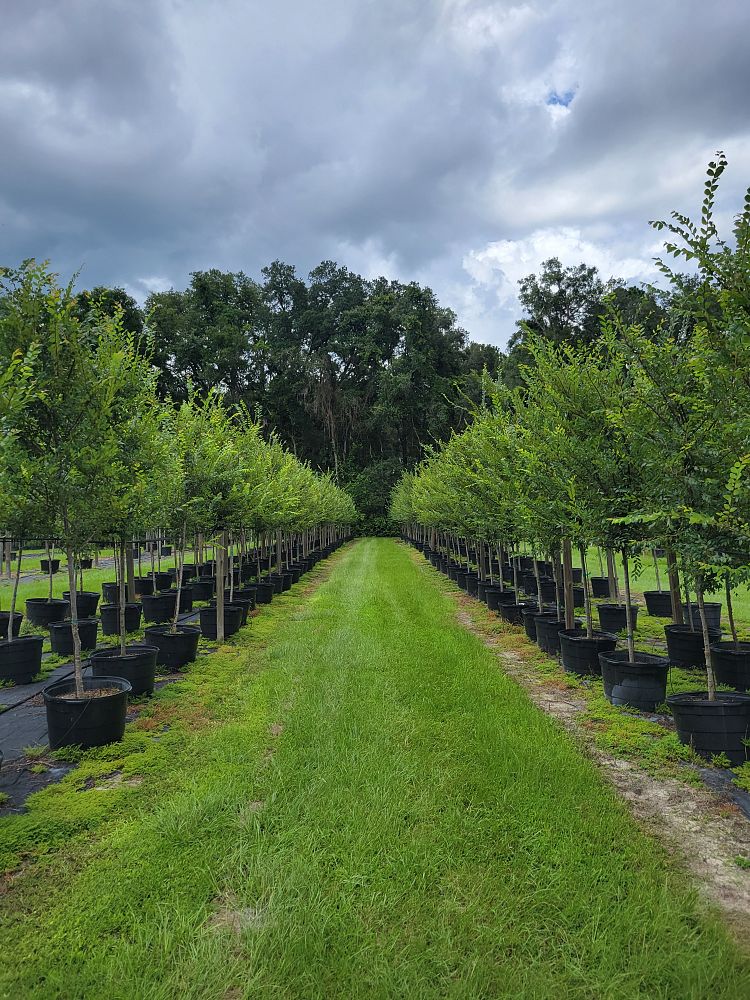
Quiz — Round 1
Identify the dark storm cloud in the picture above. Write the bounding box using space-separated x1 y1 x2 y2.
1 0 749 345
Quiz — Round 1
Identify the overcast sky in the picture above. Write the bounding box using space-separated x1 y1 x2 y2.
2 0 749 348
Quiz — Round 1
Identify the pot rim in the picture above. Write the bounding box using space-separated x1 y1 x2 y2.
0 633 44 647
664 624 722 635
559 628 618 642
43 675 132 703
49 617 99 628
666 690 750 706
90 643 159 661
599 648 670 666
709 640 750 654
144 624 201 637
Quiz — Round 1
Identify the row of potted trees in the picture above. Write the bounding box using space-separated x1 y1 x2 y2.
0 260 356 748
391 155 750 764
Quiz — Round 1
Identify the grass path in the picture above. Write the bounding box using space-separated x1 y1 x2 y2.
0 538 748 998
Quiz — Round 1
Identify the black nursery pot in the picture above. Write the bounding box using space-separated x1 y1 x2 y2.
134 577 155 597
534 615 566 656
49 618 99 655
63 590 100 618
682 602 722 631
141 591 178 624
253 582 275 605
43 676 131 750
643 591 673 617
224 587 257 610
464 574 479 597
710 641 750 693
558 629 617 677
175 585 193 613
538 579 557 603
667 691 750 765
664 624 721 669
155 571 173 591
572 586 585 608
597 604 639 633
0 611 23 640
499 602 534 626
25 597 70 627
80 558 93 570
0 635 44 684
485 588 516 611
590 577 611 599
212 597 250 625
199 604 244 640
90 644 158 696
599 649 670 712
144 625 201 670
263 574 284 595
99 603 142 636
522 606 554 642
101 582 120 604
191 576 215 601
40 558 60 574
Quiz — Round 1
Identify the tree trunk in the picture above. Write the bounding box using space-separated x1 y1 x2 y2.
666 549 683 625
172 526 186 632
562 539 575 630
621 549 635 662
580 546 592 639
126 547 136 604
652 549 662 592
46 540 54 602
684 569 695 630
216 534 226 643
553 549 562 621
66 545 84 697
8 545 23 641
696 581 717 701
533 556 543 613
119 539 127 656
726 578 738 650
606 549 619 602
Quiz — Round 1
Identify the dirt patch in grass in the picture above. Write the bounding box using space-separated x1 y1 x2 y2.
209 894 268 934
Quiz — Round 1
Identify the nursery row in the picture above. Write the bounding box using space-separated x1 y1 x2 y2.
0 261 357 751
391 161 750 765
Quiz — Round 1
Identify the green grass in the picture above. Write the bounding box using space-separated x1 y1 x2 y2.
0 539 747 997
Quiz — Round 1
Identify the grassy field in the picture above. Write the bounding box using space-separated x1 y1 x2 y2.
0 538 747 997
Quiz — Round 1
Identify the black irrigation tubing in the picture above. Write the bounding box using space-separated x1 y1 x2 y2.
0 609 201 717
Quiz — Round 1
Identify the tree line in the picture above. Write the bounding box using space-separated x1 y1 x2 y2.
75 264 501 529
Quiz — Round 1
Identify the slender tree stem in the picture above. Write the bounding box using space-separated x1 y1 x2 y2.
622 549 635 662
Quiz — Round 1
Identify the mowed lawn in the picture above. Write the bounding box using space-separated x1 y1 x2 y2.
0 538 747 998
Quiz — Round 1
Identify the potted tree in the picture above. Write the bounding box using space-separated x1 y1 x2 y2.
0 262 133 747
0 333 46 683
